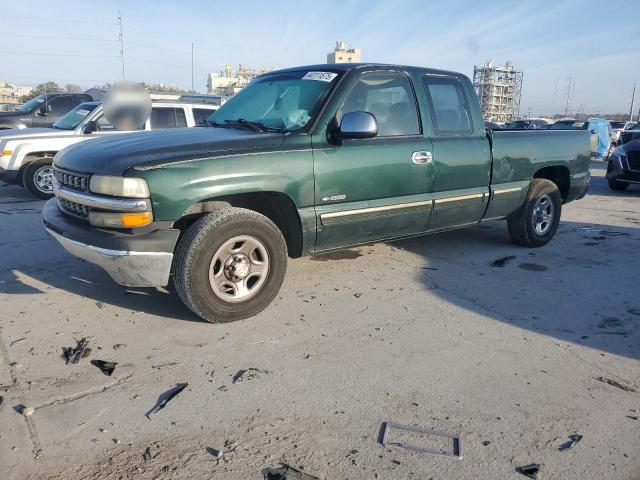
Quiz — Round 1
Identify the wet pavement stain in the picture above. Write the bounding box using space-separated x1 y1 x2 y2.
518 263 548 272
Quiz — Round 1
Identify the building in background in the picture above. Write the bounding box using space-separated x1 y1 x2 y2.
327 41 361 64
473 60 523 123
207 64 271 96
0 81 33 111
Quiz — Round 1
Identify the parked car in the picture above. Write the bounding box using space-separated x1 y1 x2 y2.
0 93 93 130
504 119 549 129
606 140 640 191
551 118 612 158
43 63 590 323
609 120 627 146
484 121 502 130
0 101 218 198
619 122 640 145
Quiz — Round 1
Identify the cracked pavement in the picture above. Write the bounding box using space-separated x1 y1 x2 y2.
1 162 639 479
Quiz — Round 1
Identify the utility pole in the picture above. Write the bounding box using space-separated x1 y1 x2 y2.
629 83 636 122
563 76 572 117
552 76 558 115
191 41 194 92
118 11 125 81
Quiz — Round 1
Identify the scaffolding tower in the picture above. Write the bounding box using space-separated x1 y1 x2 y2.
473 60 523 123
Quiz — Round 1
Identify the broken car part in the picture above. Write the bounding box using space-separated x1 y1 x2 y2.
379 421 462 459
262 465 319 480
145 383 188 419
90 359 117 376
559 434 583 451
63 338 89 364
516 463 542 479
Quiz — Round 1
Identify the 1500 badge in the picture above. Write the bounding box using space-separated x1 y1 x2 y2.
321 194 347 202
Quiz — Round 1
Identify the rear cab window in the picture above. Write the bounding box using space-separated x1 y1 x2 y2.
193 108 216 125
422 76 474 135
150 107 188 129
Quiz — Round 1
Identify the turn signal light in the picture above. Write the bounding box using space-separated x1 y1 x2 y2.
89 211 153 228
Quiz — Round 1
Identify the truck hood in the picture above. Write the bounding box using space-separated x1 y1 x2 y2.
0 127 73 141
54 127 286 176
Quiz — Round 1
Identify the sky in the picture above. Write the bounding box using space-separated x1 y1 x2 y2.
0 0 638 115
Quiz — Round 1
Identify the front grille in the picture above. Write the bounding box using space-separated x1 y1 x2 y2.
628 151 640 172
53 168 89 192
58 198 89 218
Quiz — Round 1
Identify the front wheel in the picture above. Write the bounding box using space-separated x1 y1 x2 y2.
22 158 55 200
507 178 562 248
173 208 288 323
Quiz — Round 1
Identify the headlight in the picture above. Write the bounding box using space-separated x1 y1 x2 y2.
89 175 149 198
89 211 153 228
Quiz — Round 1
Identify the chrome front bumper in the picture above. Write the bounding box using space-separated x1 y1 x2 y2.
46 227 173 287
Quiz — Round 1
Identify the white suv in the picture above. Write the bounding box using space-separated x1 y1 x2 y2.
0 101 218 198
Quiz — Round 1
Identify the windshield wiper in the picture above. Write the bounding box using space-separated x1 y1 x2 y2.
224 118 266 133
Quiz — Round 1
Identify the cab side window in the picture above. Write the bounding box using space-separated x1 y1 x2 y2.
340 73 420 137
47 96 73 115
150 107 188 129
193 108 215 125
422 76 473 134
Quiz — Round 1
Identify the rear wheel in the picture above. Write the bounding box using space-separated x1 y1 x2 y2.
507 178 562 247
22 157 55 200
607 178 629 191
173 208 287 323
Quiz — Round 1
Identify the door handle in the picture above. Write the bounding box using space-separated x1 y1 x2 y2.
412 151 433 165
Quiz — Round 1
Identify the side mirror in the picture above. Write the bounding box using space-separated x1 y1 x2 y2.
82 120 97 134
338 111 378 139
590 129 596 134
36 105 47 116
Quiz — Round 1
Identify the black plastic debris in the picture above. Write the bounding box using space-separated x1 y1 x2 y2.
559 434 582 451
63 338 89 364
516 463 541 479
143 447 152 462
491 256 516 267
232 368 271 383
595 376 637 393
145 383 188 419
262 465 319 480
206 447 222 458
91 360 117 376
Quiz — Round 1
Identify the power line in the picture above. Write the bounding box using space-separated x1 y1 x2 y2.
0 51 120 58
0 33 118 42
0 15 118 25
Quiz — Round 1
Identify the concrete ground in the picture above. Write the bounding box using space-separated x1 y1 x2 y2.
0 161 639 480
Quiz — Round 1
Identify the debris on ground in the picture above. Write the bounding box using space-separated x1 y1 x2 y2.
90 360 117 376
599 230 629 238
152 362 180 370
627 308 640 316
96 301 104 309
224 439 239 453
145 383 188 419
63 338 89 364
262 464 319 480
0 395 3 409
595 376 637 393
232 368 271 383
379 421 462 459
112 343 127 350
21 406 34 417
490 256 516 267
516 463 541 479
559 434 583 451
9 337 26 347
206 447 222 459
143 447 152 462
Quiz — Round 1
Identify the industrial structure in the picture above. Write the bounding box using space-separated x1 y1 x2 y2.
327 41 361 64
473 60 523 123
0 81 32 111
207 64 272 96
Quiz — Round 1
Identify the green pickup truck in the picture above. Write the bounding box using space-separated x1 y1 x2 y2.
43 64 590 322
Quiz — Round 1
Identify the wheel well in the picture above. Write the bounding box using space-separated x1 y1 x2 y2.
17 153 57 183
533 165 570 201
175 192 304 258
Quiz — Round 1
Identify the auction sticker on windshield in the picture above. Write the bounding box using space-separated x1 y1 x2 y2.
302 72 338 82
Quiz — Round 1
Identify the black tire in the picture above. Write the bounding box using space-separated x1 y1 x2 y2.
607 178 629 191
22 157 55 200
173 208 287 323
507 178 562 248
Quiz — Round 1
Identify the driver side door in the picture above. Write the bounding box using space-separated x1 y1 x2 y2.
312 70 434 251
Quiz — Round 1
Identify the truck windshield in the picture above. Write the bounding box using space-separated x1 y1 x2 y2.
16 95 46 113
206 70 341 133
52 103 99 130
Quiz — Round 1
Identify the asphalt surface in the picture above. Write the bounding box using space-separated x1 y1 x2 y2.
0 161 639 479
